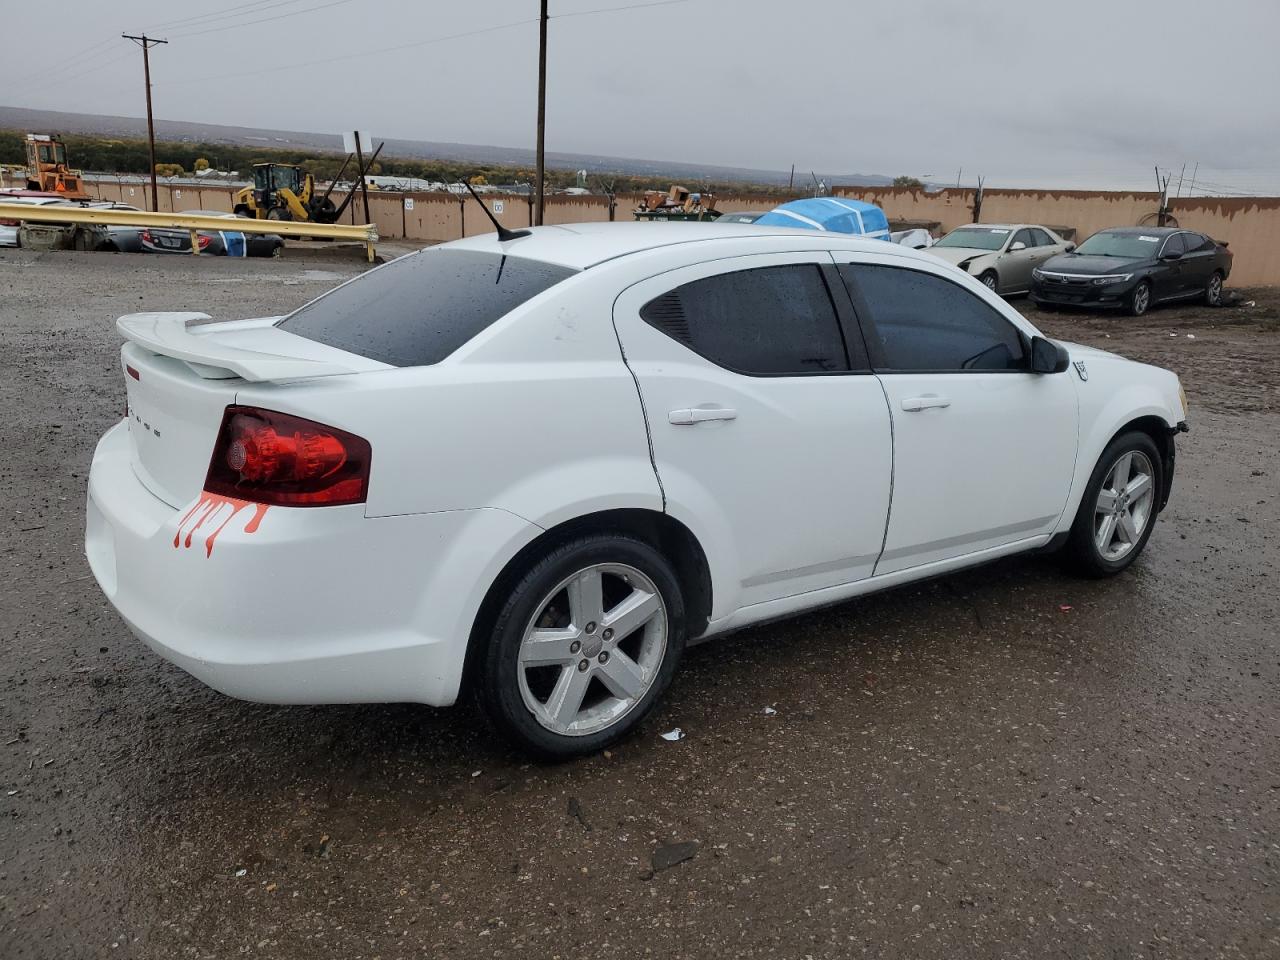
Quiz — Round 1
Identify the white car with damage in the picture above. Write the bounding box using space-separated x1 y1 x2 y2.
86 222 1189 757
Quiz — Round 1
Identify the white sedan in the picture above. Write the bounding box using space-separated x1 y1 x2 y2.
86 222 1188 757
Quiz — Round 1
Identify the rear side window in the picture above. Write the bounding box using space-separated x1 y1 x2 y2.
279 248 577 366
1031 228 1055 246
640 264 851 375
840 264 1026 372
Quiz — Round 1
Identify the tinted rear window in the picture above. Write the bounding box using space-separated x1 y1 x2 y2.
279 248 577 366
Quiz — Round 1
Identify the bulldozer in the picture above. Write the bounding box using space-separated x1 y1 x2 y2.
234 163 338 222
24 134 91 199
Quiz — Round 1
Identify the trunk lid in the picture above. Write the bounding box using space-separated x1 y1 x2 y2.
119 312 388 507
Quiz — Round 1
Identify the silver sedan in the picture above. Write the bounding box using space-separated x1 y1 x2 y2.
927 223 1075 296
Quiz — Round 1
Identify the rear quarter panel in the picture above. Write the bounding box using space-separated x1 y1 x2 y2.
233 268 664 527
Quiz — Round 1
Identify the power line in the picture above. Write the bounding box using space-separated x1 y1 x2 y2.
144 0 312 34
167 0 358 39
156 17 539 88
554 0 688 18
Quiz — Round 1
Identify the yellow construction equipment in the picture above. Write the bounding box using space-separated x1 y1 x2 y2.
234 163 337 222
24 134 91 199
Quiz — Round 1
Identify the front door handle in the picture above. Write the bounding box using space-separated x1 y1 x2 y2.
901 395 951 412
668 406 738 425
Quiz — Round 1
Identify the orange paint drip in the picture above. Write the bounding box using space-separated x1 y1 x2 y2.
173 491 269 557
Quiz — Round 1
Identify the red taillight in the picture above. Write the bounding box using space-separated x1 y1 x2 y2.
197 234 212 249
204 406 371 507
141 230 153 243
0 218 17 227
126 364 140 380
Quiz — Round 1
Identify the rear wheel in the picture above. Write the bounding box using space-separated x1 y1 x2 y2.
1204 270 1223 307
266 206 292 221
477 535 686 759
1126 280 1152 316
1064 431 1162 577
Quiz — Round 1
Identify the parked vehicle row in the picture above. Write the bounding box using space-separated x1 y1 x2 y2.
0 193 284 257
926 222 1232 315
86 222 1188 757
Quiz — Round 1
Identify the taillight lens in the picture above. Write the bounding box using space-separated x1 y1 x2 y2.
141 230 153 243
197 234 212 249
204 406 371 507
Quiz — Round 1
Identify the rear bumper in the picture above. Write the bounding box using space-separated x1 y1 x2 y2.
86 421 538 706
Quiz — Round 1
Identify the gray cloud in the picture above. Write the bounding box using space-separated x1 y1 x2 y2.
6 0 1279 192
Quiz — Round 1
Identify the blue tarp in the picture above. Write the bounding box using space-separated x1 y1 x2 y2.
754 197 891 239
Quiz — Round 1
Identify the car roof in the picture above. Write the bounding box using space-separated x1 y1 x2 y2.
1092 226 1180 235
443 221 932 270
948 223 1041 231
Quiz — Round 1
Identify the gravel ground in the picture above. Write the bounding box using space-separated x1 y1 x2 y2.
1 249 1277 959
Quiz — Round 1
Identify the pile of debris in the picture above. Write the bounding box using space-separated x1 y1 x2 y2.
634 184 718 221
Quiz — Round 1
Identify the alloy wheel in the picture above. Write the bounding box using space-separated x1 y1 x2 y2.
982 273 998 291
1207 274 1222 306
1094 450 1156 561
1132 283 1150 315
517 563 667 737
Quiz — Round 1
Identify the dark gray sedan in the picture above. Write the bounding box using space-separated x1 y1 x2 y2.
1031 227 1232 316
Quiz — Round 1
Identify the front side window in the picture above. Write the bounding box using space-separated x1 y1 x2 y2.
1011 229 1034 249
280 249 577 367
1160 233 1185 258
840 264 1026 372
640 264 851 375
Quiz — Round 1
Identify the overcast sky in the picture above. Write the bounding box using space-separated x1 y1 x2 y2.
6 0 1280 193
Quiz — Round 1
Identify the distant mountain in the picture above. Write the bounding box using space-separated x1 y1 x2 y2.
0 104 896 189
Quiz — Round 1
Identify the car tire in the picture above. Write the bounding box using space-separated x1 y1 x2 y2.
1204 271 1224 307
266 207 291 221
1126 280 1152 316
476 534 686 759
1063 430 1163 578
979 271 999 293
271 242 284 259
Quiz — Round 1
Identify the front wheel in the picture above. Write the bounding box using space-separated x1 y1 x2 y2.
979 271 999 293
1064 431 1163 577
1204 271 1224 307
477 535 686 759
1126 279 1152 316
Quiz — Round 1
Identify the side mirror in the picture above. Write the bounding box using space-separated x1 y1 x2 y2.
1161 250 1182 261
1009 240 1027 252
1065 243 1076 252
1030 336 1070 374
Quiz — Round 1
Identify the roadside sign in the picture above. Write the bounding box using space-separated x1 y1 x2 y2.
493 200 504 215
343 131 374 153
404 198 414 211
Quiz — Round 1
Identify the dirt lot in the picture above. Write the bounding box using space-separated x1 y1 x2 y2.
1 249 1277 959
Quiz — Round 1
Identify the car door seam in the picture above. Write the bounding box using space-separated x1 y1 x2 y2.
870 373 895 578
610 298 667 510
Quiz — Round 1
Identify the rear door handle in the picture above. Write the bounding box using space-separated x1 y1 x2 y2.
668 406 738 425
901 396 951 412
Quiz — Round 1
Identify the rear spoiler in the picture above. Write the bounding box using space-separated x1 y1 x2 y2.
117 312 362 382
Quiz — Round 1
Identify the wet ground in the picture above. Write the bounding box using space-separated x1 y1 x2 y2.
2 249 1277 959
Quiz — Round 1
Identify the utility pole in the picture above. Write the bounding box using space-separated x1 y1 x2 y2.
534 0 548 226
122 33 168 213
